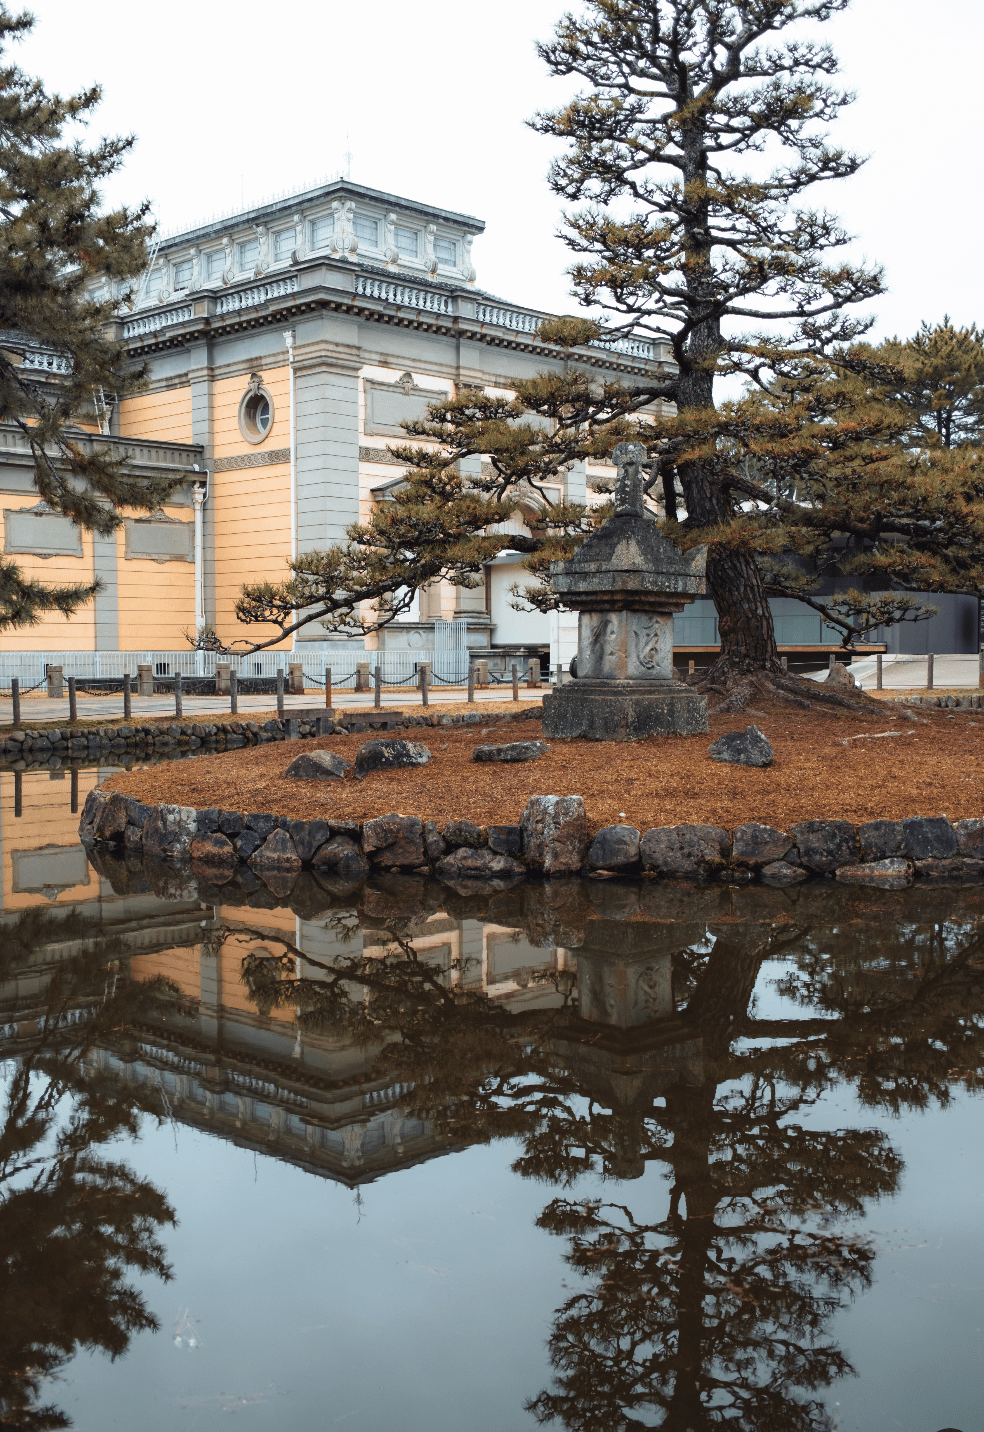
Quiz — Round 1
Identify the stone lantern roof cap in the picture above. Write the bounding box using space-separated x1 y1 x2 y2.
550 513 707 607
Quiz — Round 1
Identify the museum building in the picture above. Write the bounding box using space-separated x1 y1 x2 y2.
0 176 977 680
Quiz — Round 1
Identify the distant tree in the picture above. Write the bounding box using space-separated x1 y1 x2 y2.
0 5 177 630
869 318 984 451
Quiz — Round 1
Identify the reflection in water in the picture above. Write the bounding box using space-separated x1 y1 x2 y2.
0 909 186 1431
3 795 984 1429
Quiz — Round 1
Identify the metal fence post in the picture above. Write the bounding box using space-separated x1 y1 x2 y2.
927 652 934 691
374 665 382 709
325 667 332 709
467 664 475 703
14 770 21 819
828 653 835 670
123 673 132 720
174 670 183 719
70 766 78 815
230 670 238 715
11 677 20 728
876 653 883 691
781 655 788 672
420 663 429 708
276 668 285 720
512 663 519 702
68 676 78 725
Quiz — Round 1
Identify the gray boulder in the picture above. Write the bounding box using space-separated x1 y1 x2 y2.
473 740 550 763
249 828 302 873
435 847 525 882
246 812 278 838
142 804 198 861
790 820 857 873
362 812 426 867
190 830 236 870
858 819 906 861
285 750 351 781
520 795 589 876
287 818 331 863
902 816 957 860
761 860 808 886
914 857 975 883
218 810 246 836
732 822 792 867
954 818 984 860
640 824 730 879
587 824 641 871
354 739 431 779
488 824 522 856
78 788 107 843
93 791 128 844
311 835 369 882
235 829 264 861
708 725 773 768
823 662 856 689
835 858 913 890
443 820 487 849
423 820 446 861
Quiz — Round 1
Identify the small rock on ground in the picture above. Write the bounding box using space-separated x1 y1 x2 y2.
707 725 773 768
473 740 550 763
354 740 431 779
285 750 352 781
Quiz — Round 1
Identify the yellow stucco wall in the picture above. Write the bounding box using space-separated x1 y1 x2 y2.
212 366 292 650
119 386 193 443
115 502 197 650
0 767 101 909
0 514 97 652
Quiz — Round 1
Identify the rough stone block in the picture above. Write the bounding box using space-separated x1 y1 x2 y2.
708 725 773 768
472 741 549 763
902 816 957 860
914 856 971 883
435 847 525 882
443 820 486 849
732 822 791 866
190 830 236 869
790 820 857 873
288 819 331 863
858 820 906 861
93 792 128 844
311 835 369 882
195 807 222 834
249 828 302 872
234 830 264 861
488 824 522 857
354 739 431 779
835 858 913 889
78 788 107 843
285 749 351 781
362 813 425 867
520 795 589 875
640 823 730 879
761 860 808 886
953 818 984 860
245 812 278 838
142 804 198 862
588 824 641 871
423 820 446 861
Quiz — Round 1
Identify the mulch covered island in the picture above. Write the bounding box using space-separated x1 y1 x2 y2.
102 697 984 834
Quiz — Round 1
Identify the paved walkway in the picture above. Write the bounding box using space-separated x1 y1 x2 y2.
0 685 547 726
842 653 983 691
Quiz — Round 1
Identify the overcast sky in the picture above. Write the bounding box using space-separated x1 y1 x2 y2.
19 0 983 342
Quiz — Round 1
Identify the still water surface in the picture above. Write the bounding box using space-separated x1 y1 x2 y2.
1 765 983 1432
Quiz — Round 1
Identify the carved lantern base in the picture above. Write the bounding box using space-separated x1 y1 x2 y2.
543 678 707 740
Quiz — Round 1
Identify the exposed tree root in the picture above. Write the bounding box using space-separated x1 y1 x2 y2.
686 662 880 717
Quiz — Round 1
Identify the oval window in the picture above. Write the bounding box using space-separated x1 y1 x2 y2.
238 382 274 444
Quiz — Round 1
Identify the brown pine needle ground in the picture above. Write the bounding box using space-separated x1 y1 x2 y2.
103 696 984 835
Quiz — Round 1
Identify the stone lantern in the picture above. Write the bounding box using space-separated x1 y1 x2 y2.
542 441 709 740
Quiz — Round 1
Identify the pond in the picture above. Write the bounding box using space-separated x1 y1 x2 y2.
1 765 982 1432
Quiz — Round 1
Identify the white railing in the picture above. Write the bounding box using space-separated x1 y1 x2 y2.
22 350 73 375
123 305 194 339
594 334 657 361
354 275 452 314
215 275 298 314
474 302 541 334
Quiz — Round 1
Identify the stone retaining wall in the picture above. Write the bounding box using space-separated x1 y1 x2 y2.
2 706 537 770
79 782 984 894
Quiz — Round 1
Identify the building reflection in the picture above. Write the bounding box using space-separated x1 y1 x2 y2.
5 775 984 1429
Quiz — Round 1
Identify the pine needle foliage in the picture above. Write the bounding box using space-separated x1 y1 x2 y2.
0 6 177 629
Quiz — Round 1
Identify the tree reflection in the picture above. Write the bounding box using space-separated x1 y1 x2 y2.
0 909 185 1431
240 905 984 1431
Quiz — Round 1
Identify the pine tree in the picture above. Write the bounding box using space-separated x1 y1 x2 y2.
869 318 984 451
0 6 177 630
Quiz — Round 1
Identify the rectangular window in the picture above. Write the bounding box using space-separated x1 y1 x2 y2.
354 214 379 245
173 259 193 289
310 214 334 248
143 268 162 298
274 228 295 260
238 238 259 270
206 250 225 280
434 236 457 265
394 225 418 258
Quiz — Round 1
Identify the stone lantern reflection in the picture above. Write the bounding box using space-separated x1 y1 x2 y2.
542 441 708 740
